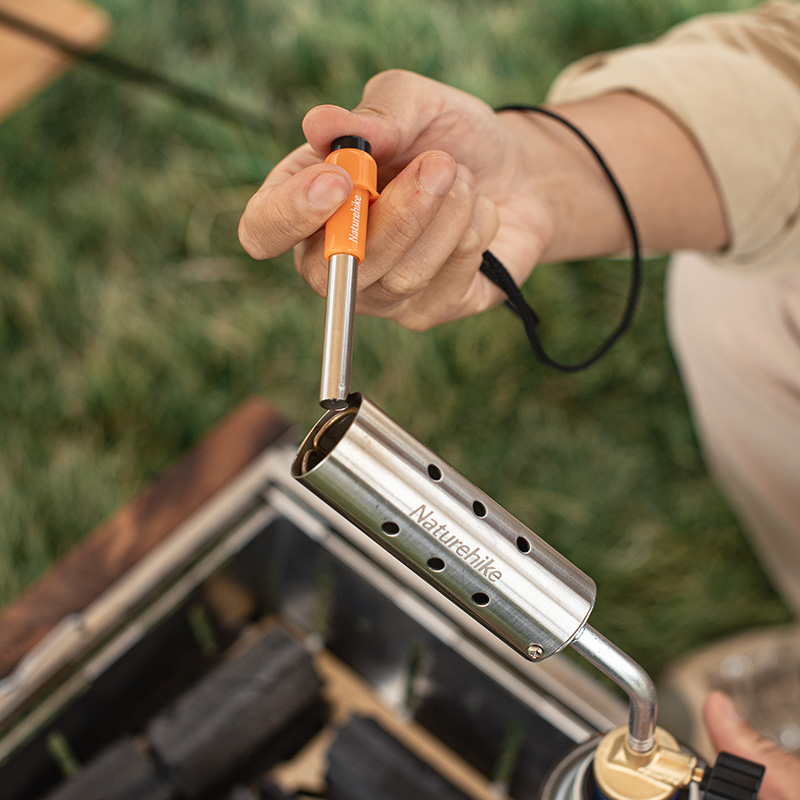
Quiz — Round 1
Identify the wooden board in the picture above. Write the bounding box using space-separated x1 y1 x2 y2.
0 398 294 679
0 0 110 121
270 650 503 800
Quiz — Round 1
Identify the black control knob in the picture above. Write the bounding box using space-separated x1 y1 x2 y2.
700 751 765 800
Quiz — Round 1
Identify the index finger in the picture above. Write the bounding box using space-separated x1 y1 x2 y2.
239 143 354 260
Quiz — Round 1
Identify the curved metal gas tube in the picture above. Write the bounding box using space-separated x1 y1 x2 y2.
571 625 657 755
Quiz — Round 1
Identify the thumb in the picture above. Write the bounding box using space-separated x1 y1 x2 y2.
703 690 800 800
301 70 493 166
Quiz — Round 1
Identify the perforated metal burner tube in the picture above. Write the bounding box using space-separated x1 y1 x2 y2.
292 394 596 661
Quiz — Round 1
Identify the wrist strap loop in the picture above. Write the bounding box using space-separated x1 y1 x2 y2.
479 105 642 372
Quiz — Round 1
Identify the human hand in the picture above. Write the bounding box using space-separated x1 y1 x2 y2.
239 70 557 331
703 690 800 800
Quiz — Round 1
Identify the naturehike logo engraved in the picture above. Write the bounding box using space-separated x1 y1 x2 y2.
408 504 503 583
348 194 362 245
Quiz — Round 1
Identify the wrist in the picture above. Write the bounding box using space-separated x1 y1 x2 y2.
496 91 728 263
496 106 629 265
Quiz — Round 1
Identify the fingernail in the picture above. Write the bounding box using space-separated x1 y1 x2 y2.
417 154 457 196
308 172 351 210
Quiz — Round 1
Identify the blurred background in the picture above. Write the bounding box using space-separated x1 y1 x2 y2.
0 0 790 682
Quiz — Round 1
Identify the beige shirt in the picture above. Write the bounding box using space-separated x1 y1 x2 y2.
548 1 800 272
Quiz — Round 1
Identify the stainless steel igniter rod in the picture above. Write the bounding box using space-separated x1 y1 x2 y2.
318 136 378 410
320 253 359 409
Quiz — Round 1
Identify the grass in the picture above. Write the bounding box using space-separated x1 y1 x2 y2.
0 0 789 681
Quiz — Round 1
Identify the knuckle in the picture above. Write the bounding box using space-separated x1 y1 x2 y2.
377 265 430 301
296 249 329 298
398 275 484 332
380 209 427 252
238 191 301 260
452 225 484 260
363 69 411 96
397 313 436 333
393 298 457 332
270 198 311 243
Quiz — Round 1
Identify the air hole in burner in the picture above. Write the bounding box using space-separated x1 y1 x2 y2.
472 500 487 518
471 592 490 607
426 557 445 572
381 522 400 536
516 536 531 553
427 464 442 481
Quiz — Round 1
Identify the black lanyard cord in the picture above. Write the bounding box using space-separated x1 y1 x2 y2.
480 105 643 372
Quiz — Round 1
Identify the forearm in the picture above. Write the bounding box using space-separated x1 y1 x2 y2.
498 91 728 265
542 2 800 273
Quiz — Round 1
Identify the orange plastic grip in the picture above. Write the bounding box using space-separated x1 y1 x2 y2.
323 143 378 263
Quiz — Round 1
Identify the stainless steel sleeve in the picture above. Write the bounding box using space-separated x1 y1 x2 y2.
292 394 596 660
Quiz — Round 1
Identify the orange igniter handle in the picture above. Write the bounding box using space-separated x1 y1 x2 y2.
323 137 378 263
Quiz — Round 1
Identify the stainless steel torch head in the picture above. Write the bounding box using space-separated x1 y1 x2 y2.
292 394 596 661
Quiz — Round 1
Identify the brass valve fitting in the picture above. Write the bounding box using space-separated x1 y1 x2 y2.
593 726 700 800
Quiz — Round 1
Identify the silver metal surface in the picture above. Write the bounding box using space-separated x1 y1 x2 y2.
292 394 597 661
572 625 658 755
537 738 597 800
320 253 359 409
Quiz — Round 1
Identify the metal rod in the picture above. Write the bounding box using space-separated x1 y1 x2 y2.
320 253 358 409
571 625 657 755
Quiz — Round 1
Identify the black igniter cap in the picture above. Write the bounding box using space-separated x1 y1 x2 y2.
330 135 372 155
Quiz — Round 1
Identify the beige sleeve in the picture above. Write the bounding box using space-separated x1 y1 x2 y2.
548 1 800 272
